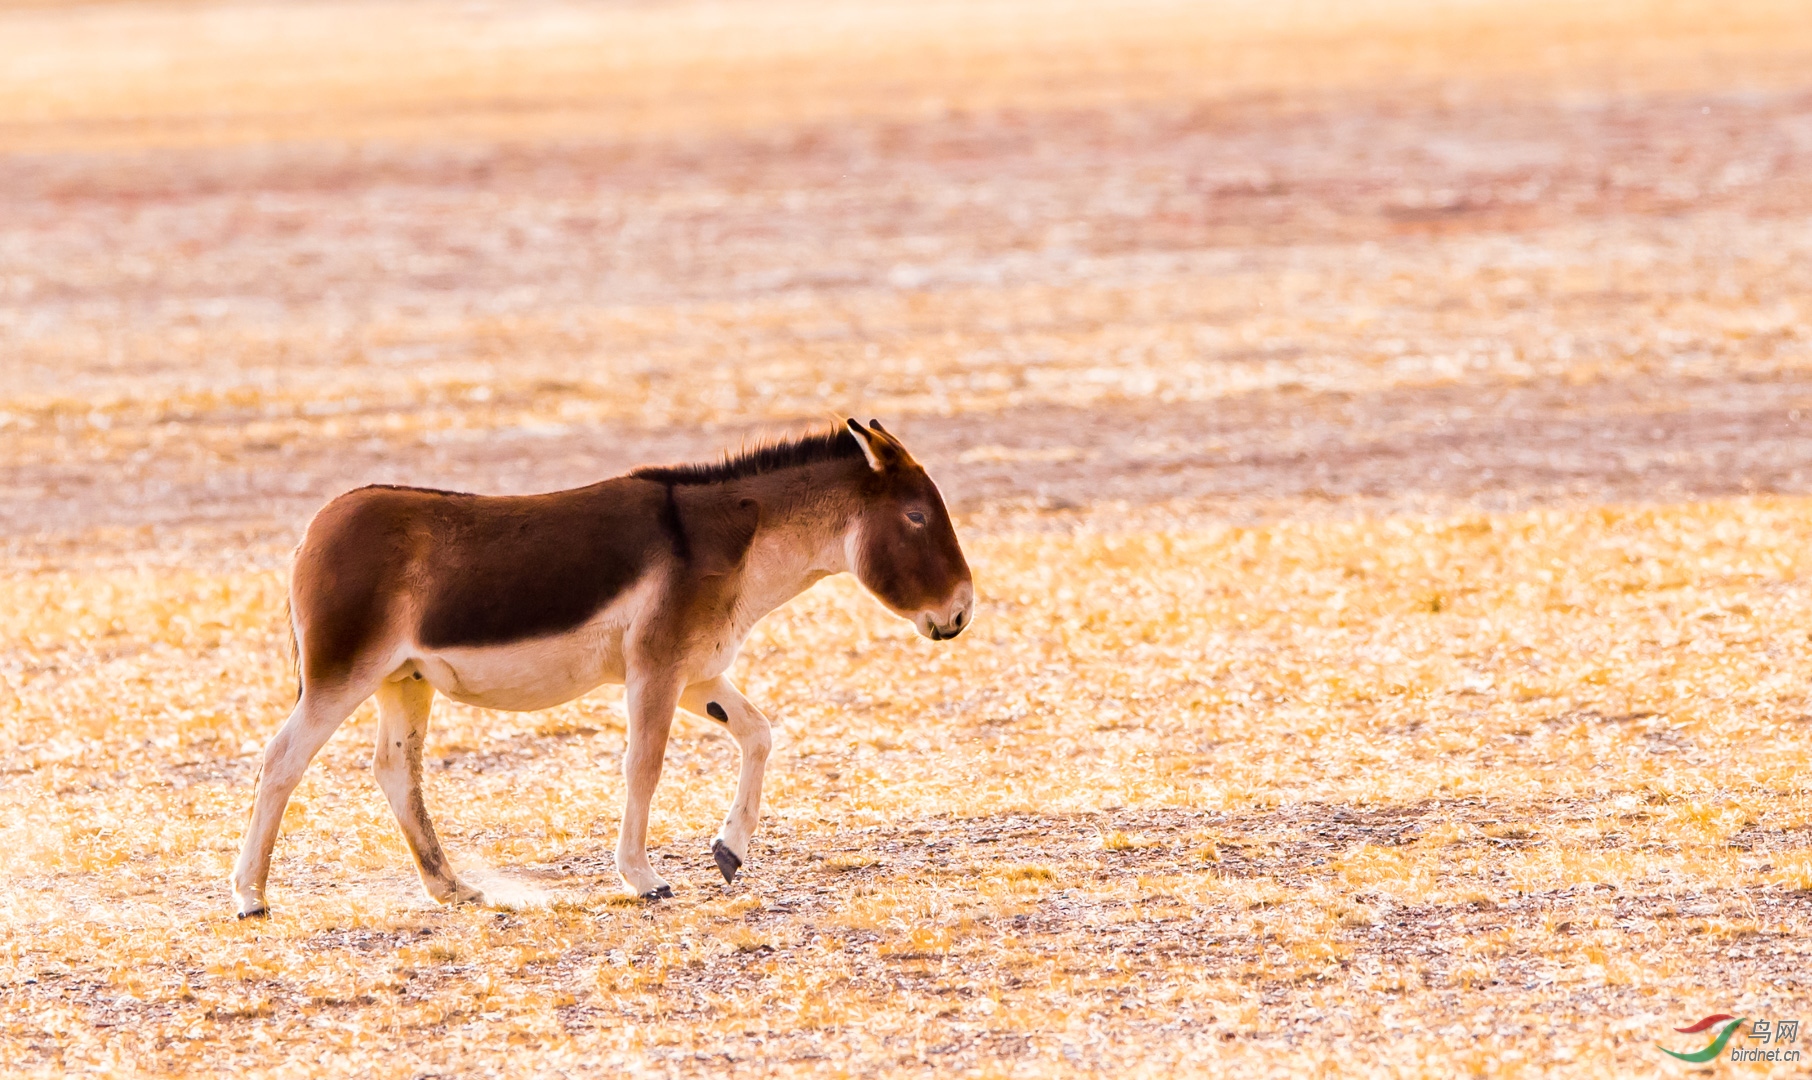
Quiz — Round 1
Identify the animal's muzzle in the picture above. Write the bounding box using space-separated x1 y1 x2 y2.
927 609 968 641
919 584 974 641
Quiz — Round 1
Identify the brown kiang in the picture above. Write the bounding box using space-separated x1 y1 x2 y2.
232 419 974 915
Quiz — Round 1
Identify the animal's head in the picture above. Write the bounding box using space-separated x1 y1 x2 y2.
843 418 974 641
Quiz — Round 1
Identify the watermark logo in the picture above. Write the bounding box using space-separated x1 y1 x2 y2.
1660 1014 1801 1065
1661 1015 1744 1063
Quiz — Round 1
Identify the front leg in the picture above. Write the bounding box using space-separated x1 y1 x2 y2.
618 668 682 899
679 676 772 884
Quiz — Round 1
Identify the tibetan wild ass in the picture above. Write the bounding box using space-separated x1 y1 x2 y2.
232 420 974 916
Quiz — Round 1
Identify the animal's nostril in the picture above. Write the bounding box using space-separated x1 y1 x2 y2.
953 611 965 629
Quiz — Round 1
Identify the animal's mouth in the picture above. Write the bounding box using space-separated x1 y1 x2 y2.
920 609 968 641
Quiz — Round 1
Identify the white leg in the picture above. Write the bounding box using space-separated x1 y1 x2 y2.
617 671 682 899
372 677 483 906
230 682 369 916
679 676 772 884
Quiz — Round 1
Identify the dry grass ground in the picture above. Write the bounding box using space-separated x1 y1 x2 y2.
4 1 1812 1076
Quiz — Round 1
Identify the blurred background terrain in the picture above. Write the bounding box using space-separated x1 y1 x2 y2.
4 0 1811 558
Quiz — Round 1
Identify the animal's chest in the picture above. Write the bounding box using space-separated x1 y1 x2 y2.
690 632 742 682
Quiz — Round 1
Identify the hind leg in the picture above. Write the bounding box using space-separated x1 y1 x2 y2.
231 681 371 917
372 676 483 906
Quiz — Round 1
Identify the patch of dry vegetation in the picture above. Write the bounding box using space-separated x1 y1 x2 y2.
5 502 1812 1075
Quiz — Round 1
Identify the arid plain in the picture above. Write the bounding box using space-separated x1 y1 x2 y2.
4 1 1812 1075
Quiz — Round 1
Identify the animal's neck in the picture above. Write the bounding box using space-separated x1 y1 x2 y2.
725 464 862 629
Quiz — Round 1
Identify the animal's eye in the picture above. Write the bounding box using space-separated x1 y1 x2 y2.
906 511 926 525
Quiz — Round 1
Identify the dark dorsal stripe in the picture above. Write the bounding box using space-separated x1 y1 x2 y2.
359 483 478 498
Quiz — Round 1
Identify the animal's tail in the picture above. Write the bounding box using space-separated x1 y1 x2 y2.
285 593 300 704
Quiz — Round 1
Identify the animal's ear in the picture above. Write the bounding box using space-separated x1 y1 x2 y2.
846 418 892 472
859 418 919 468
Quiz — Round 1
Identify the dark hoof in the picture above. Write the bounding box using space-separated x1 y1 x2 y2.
236 907 268 920
712 839 743 884
640 885 674 901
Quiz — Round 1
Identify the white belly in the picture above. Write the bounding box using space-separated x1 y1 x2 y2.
421 630 620 711
398 576 765 710
410 585 646 711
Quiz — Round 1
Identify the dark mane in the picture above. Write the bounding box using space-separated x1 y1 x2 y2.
630 426 864 486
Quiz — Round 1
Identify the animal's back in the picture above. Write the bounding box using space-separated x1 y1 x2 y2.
292 479 673 683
